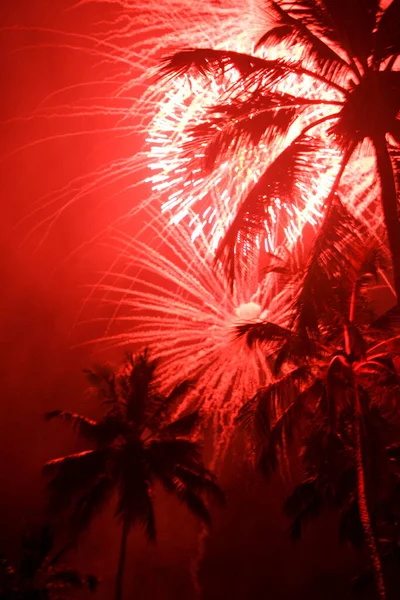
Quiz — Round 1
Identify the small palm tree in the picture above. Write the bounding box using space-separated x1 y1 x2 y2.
44 350 225 600
236 206 400 599
0 525 98 600
159 1 400 300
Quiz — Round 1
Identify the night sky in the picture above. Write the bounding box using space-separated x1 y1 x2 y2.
0 2 374 598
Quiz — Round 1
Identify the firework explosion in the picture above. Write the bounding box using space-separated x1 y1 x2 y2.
9 0 387 426
13 0 380 251
91 212 293 450
14 0 272 244
147 46 343 253
145 12 383 257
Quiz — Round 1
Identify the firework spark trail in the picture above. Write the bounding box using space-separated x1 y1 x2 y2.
144 10 383 256
6 0 383 257
87 209 293 436
147 48 342 253
6 0 387 402
7 0 384 412
6 4 390 595
6 0 389 416
6 0 268 246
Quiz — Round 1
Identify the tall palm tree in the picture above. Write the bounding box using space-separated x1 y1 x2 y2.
43 350 225 600
159 0 400 300
235 204 400 599
0 525 98 600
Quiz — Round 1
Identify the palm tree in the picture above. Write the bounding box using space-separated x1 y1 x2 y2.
0 525 98 600
284 415 400 600
43 350 225 600
235 204 400 599
159 1 400 301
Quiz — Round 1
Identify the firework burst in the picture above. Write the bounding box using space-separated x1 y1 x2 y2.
89 211 293 451
10 0 382 258
10 0 270 243
9 0 389 407
145 9 383 258
147 49 342 254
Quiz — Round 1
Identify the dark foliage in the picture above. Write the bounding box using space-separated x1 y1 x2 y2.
44 351 225 600
0 525 98 600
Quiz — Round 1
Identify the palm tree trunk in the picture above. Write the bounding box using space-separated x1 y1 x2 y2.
115 520 130 600
373 136 400 305
354 387 386 600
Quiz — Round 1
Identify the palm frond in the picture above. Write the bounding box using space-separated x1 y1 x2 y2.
373 0 400 65
331 71 400 146
322 354 354 425
166 379 193 404
291 193 367 334
118 490 156 543
147 439 225 518
145 379 194 431
273 331 320 375
43 449 110 512
84 363 117 403
174 485 212 526
159 410 201 438
119 487 156 543
284 477 323 540
235 317 319 375
298 424 355 497
261 248 297 278
215 137 325 280
158 48 290 83
120 350 159 426
46 568 99 592
371 306 400 335
237 366 307 429
235 320 290 348
70 475 115 533
273 0 379 69
359 244 390 284
238 369 321 478
347 323 368 360
259 1 354 83
148 438 201 471
173 465 226 508
357 353 400 399
141 382 192 435
44 411 99 441
184 91 300 173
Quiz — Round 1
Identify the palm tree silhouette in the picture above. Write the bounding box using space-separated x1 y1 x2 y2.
236 204 400 599
0 525 98 600
44 350 225 600
284 411 400 600
159 1 400 301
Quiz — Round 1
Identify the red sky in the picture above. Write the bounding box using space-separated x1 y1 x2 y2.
0 2 364 598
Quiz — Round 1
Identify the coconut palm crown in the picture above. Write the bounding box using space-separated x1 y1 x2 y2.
43 350 225 600
159 0 400 301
